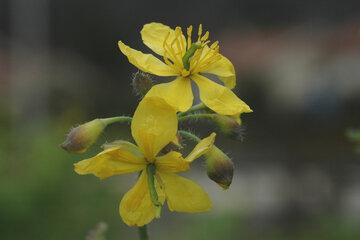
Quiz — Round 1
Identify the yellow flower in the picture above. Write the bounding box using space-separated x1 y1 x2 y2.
74 97 216 226
118 22 252 115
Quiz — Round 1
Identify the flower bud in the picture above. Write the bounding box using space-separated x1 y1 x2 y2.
213 114 245 141
61 119 106 153
131 71 153 98
205 146 234 189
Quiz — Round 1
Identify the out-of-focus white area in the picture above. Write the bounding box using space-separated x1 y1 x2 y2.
220 22 360 112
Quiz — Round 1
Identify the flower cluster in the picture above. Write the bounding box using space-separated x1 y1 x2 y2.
62 23 252 228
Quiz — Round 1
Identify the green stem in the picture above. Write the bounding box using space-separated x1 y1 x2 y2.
178 103 207 117
138 225 149 240
101 116 132 125
178 130 201 143
178 113 215 122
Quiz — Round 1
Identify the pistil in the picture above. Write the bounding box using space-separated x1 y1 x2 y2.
146 163 162 217
182 43 201 71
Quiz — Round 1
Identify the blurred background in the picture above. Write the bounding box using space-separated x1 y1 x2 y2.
1 0 360 239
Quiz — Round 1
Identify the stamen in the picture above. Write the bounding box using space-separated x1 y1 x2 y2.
201 31 209 42
192 45 221 73
175 40 182 57
162 30 184 70
163 31 170 49
187 25 193 50
163 52 172 66
162 31 183 72
168 39 182 66
162 32 172 64
171 35 181 57
182 23 221 73
189 48 203 72
175 26 185 54
197 24 203 42
196 53 222 72
210 41 219 49
164 44 182 71
202 40 210 47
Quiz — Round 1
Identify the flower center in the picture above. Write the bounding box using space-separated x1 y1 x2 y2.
181 69 190 77
162 24 221 75
186 24 221 74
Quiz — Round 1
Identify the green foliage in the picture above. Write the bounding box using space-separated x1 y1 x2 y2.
0 119 130 240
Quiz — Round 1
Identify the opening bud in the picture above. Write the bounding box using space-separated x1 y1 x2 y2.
205 146 234 189
61 119 106 153
213 115 245 141
131 71 153 98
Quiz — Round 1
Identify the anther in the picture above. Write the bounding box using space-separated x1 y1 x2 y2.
197 24 203 41
201 31 209 42
187 25 193 49
210 41 219 49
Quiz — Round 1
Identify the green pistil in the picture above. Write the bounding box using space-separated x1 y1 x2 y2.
182 43 201 70
146 164 161 209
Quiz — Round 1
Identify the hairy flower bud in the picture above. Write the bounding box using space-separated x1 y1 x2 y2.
213 115 245 141
131 71 153 97
61 119 106 153
205 146 234 189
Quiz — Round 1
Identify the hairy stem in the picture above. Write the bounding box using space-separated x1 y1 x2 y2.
178 103 207 117
138 225 149 240
178 113 216 123
101 116 132 125
178 130 201 143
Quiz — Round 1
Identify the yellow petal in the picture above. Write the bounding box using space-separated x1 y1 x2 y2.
74 144 146 179
118 41 177 76
145 77 193 112
203 54 236 89
155 151 189 173
171 134 182 149
197 46 236 89
218 75 236 90
141 22 186 57
102 140 140 151
192 74 252 116
185 133 216 162
159 172 212 212
119 170 165 227
131 96 178 160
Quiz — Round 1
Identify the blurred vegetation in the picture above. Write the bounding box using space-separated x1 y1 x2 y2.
0 106 360 239
86 222 108 240
0 108 129 239
346 128 360 153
